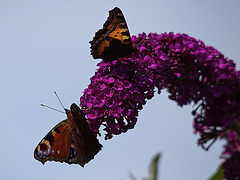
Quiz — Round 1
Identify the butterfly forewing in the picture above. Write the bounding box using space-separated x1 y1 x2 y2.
90 7 133 62
34 120 71 164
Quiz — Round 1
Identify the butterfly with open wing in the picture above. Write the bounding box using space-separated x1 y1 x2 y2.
34 103 102 167
90 7 133 62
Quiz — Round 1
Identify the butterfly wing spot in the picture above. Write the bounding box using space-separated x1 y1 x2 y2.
69 143 77 159
53 127 61 134
36 139 51 159
51 124 66 139
108 25 129 43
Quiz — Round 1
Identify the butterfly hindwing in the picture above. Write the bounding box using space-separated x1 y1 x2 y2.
34 103 102 167
90 7 132 62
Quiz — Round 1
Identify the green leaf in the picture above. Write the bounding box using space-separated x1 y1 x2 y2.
149 153 161 180
208 163 224 180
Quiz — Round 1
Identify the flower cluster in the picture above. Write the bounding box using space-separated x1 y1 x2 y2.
80 45 158 139
80 32 240 179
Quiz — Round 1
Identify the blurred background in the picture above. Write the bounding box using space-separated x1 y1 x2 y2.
1 0 240 179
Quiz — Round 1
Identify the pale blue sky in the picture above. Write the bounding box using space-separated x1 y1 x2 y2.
1 0 240 180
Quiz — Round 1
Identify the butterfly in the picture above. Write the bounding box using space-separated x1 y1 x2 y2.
34 103 102 167
90 7 133 62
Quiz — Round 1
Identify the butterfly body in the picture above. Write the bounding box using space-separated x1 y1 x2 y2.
34 103 102 167
90 7 133 62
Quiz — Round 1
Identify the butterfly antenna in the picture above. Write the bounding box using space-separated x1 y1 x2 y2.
54 91 65 110
40 104 65 113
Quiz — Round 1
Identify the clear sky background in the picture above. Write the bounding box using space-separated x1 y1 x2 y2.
1 0 240 180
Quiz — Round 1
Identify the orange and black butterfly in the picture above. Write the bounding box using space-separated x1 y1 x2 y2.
90 7 133 62
34 103 102 167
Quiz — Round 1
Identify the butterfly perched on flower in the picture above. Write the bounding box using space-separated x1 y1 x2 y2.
34 103 102 167
90 7 133 62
